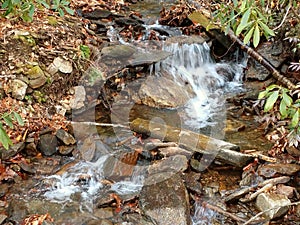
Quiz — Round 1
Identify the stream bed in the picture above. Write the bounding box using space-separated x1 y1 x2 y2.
1 1 278 225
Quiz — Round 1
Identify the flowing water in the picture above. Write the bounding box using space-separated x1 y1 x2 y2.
33 1 251 224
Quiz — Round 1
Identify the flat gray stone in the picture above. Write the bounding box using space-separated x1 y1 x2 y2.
256 192 290 219
56 129 76 145
140 173 191 225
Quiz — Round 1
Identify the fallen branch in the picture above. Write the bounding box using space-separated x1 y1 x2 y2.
203 202 246 223
188 11 296 90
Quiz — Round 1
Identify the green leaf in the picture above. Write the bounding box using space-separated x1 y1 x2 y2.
243 26 254 45
258 90 268 99
58 8 64 17
28 3 35 21
282 92 293 107
0 124 13 150
291 109 299 128
280 100 287 119
233 0 238 7
257 20 275 37
63 6 74 15
266 84 279 91
253 24 260 47
13 112 24 126
2 0 9 9
236 8 251 35
3 115 13 129
264 90 279 112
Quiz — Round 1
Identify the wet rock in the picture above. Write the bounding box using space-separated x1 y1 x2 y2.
183 171 202 194
257 163 300 178
246 42 286 81
19 161 36 174
79 136 96 161
10 79 28 100
115 17 143 26
69 86 86 110
122 213 156 225
101 45 136 60
129 50 171 67
55 129 76 145
140 172 191 225
58 145 75 155
93 208 114 220
148 155 188 175
256 192 290 219
165 35 208 45
138 76 191 108
102 152 139 181
0 142 25 160
38 134 58 156
82 9 112 19
53 57 73 74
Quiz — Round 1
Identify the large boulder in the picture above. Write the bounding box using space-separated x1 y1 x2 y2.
138 75 191 108
139 172 191 225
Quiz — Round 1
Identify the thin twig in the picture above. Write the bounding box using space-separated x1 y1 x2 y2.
273 2 291 31
203 202 246 223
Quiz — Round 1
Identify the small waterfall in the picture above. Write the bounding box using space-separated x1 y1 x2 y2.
153 38 245 128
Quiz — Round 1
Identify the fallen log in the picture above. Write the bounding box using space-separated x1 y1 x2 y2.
130 118 253 167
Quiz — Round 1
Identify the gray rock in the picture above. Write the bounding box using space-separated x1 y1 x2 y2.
39 134 58 156
128 50 171 67
101 45 136 60
148 155 188 175
140 173 191 225
56 129 76 145
70 86 86 110
257 163 300 178
53 57 73 74
138 76 191 108
10 79 28 100
27 66 47 89
246 42 286 81
24 142 39 156
58 145 75 155
79 136 96 161
82 9 112 19
256 192 290 219
165 35 208 45
1 142 25 160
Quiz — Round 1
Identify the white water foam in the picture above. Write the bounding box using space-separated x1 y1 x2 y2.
153 40 245 128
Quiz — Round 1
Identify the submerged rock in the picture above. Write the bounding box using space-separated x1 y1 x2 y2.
140 172 191 225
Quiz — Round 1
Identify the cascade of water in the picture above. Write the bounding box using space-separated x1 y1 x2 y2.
153 40 244 128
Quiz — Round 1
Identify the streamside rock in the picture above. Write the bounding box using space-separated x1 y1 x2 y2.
38 134 58 156
140 172 191 225
56 129 76 145
148 155 188 175
10 79 28 100
256 192 290 219
257 163 300 178
138 76 191 108
27 66 47 89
